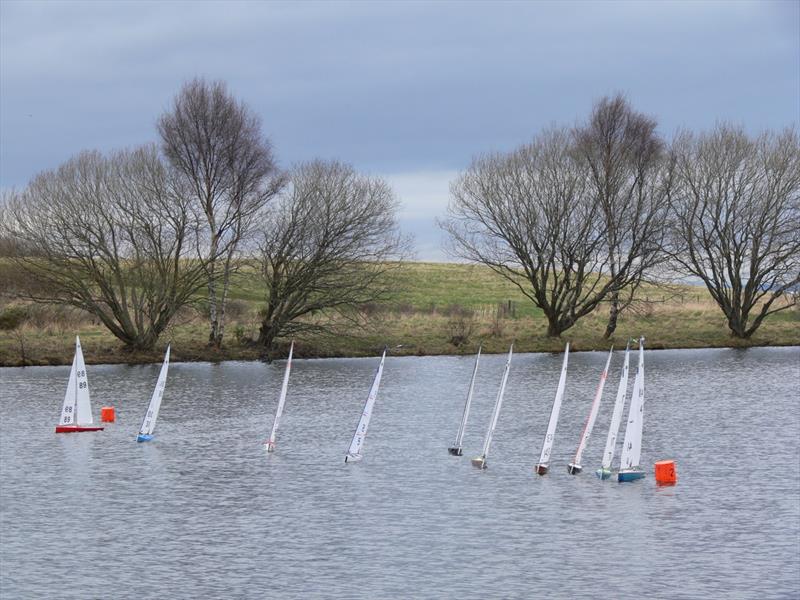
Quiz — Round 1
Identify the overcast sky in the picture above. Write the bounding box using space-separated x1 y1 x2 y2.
1 0 798 259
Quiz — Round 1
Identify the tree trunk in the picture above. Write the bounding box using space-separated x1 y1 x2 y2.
210 254 234 348
546 316 563 338
604 291 620 339
727 314 749 338
257 320 277 351
207 274 219 345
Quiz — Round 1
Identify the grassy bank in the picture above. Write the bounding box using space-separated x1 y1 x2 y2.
1 262 798 366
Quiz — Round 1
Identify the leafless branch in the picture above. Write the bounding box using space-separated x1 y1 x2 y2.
158 78 286 347
669 124 800 338
1 146 207 350
254 160 411 354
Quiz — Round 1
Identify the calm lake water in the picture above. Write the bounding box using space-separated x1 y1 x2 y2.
1 347 799 599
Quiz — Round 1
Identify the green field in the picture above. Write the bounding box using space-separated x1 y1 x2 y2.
1 261 798 366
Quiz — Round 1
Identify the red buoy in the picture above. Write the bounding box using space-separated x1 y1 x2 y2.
100 406 116 423
654 460 677 485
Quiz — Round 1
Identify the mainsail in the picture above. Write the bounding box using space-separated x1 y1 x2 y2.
569 348 613 472
138 345 170 438
472 345 512 468
449 346 481 455
59 337 93 426
266 341 294 451
345 349 387 463
55 336 103 433
600 344 630 471
536 343 570 473
619 339 645 471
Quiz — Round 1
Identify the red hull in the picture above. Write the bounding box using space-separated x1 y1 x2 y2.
55 425 105 433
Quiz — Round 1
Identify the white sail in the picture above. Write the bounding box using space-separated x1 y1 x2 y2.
345 349 387 462
138 346 170 436
537 343 570 467
58 350 79 426
74 337 93 425
601 344 630 470
453 347 481 449
266 341 294 450
619 339 645 470
572 348 613 467
478 345 513 461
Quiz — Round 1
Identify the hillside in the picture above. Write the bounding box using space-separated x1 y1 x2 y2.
1 262 798 366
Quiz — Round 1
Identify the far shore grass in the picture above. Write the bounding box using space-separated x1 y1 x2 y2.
1 262 798 367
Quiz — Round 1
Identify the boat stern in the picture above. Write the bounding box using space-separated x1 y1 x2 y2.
567 463 582 475
535 463 549 476
136 434 154 443
471 456 487 469
595 468 612 480
448 447 463 456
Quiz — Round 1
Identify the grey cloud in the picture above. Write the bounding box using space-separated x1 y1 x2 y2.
1 0 797 258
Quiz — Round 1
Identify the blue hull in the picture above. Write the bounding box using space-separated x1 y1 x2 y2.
137 434 153 443
618 470 645 482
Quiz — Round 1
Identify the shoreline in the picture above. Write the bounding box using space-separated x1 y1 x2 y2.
3 338 798 368
3 263 798 368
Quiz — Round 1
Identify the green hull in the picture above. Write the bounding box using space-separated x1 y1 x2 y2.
595 468 612 480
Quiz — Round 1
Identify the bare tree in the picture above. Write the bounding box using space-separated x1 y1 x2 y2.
255 161 409 354
158 78 284 348
670 125 800 338
574 94 672 338
1 147 207 350
442 128 653 337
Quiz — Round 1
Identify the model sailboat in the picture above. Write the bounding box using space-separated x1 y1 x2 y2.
55 336 104 433
137 345 170 442
345 348 387 463
596 343 631 479
448 346 481 456
567 347 613 474
535 343 569 475
618 338 646 482
471 345 512 470
265 341 293 452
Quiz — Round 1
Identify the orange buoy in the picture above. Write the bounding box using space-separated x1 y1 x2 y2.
654 460 677 485
100 406 116 423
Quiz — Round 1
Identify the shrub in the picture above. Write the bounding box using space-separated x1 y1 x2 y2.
0 306 28 331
